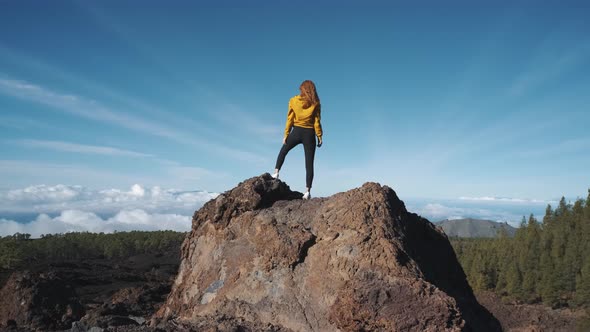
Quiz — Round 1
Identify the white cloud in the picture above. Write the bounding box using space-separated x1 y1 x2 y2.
457 196 554 204
0 77 267 164
0 77 177 139
447 215 465 220
509 42 590 96
0 183 218 215
0 183 219 237
0 160 151 188
3 138 228 188
406 199 544 227
418 203 467 220
13 139 154 158
0 209 191 238
5 184 83 203
0 159 234 193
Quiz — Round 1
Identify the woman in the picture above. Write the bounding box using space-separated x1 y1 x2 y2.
272 80 323 200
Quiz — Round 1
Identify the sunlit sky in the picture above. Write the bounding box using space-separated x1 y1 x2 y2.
1 1 589 233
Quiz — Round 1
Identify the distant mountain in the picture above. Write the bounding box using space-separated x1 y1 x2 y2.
436 218 516 238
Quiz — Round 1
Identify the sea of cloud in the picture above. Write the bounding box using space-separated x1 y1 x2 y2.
0 183 559 237
0 184 218 237
405 196 556 226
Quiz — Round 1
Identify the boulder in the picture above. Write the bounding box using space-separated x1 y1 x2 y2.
154 174 500 331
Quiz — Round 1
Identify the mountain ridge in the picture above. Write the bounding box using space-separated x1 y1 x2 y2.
437 218 517 238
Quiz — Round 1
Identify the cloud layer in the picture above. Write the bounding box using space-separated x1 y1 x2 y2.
457 196 555 204
0 184 218 237
0 209 191 238
405 197 552 227
1 184 217 215
0 183 556 237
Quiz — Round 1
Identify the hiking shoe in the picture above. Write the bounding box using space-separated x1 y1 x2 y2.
303 192 311 200
271 171 279 179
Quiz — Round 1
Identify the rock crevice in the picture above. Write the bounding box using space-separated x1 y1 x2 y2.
291 234 317 270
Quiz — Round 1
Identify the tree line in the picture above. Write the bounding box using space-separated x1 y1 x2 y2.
0 230 186 270
451 190 590 309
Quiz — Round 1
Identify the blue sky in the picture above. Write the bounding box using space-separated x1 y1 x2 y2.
1 1 589 231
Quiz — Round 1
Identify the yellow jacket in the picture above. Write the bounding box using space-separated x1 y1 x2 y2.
284 95 323 139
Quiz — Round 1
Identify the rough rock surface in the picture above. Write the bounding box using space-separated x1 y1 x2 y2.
155 174 501 331
0 271 85 330
0 251 178 331
475 291 581 332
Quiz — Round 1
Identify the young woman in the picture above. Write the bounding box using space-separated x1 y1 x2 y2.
272 80 323 199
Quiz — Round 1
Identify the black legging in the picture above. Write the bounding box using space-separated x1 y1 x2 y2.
275 126 316 188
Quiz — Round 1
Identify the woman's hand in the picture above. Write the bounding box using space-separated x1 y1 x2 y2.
317 136 323 147
283 136 287 145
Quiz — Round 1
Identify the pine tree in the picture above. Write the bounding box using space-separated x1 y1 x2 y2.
505 258 522 299
583 190 590 264
450 189 590 308
575 256 590 307
563 199 585 303
551 198 570 306
539 204 560 306
494 228 514 295
576 189 590 307
520 214 541 301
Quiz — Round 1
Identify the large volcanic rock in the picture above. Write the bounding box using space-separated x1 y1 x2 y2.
154 174 500 331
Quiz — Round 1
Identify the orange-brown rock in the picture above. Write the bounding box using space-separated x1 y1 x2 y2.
154 174 501 331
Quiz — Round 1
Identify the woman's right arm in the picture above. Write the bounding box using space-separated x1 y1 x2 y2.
284 108 294 143
284 98 295 143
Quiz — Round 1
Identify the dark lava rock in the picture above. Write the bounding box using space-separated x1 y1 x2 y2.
0 242 179 331
0 271 84 331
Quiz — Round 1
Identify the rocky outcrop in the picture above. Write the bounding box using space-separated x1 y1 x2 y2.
76 283 169 330
155 174 501 331
0 251 179 331
0 271 84 330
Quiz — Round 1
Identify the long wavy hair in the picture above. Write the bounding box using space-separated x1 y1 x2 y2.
299 80 320 109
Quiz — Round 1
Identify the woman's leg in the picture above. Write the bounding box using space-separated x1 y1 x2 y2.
275 128 301 171
302 129 316 189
